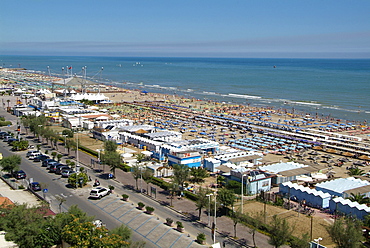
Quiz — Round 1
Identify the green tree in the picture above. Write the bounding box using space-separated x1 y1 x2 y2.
101 150 121 177
109 224 132 241
190 167 209 183
65 138 76 155
0 155 21 175
217 188 236 210
11 140 29 151
134 153 146 163
57 153 63 162
68 172 88 188
62 217 130 248
347 193 370 204
326 217 363 248
131 165 142 190
268 214 293 248
142 166 154 194
62 129 74 138
347 167 365 176
195 187 212 220
231 209 243 238
0 203 49 248
104 140 118 153
51 151 57 160
172 163 190 193
289 233 310 248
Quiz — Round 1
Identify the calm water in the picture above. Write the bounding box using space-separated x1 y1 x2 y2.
1 55 369 122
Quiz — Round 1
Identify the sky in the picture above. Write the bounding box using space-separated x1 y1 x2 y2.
1 0 370 58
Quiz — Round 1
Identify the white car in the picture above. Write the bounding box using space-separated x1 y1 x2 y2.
89 187 110 199
27 150 41 158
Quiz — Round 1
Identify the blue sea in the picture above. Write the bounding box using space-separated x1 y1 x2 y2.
1 55 369 122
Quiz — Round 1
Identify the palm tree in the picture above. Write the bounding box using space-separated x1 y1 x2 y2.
347 193 370 205
347 167 365 176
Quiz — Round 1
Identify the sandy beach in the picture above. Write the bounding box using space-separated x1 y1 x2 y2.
1 69 370 180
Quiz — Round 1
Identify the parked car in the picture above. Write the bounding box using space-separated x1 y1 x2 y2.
89 187 110 199
49 163 64 173
3 136 12 142
13 170 26 179
61 169 76 178
27 150 40 157
42 159 55 167
0 132 9 138
7 138 18 145
29 182 41 191
55 165 70 175
33 154 50 162
45 160 58 169
28 152 42 160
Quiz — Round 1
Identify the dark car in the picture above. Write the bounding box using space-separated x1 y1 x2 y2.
7 138 18 145
55 165 69 175
49 163 64 173
33 154 50 162
42 159 56 167
29 182 41 191
0 132 9 138
13 170 26 179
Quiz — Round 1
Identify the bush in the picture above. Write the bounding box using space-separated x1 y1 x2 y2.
166 218 173 224
122 194 129 199
138 202 145 208
176 221 183 228
0 121 12 126
146 206 154 213
196 233 206 243
108 185 114 191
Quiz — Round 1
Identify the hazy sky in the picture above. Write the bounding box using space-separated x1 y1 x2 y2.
1 0 370 58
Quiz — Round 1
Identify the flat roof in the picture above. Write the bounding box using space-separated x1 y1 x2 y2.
228 155 262 163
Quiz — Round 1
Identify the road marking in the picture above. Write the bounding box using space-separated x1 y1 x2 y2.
101 198 120 209
185 239 195 248
126 212 144 225
117 207 136 220
135 216 154 231
145 222 162 237
169 233 184 248
155 228 171 244
110 202 128 214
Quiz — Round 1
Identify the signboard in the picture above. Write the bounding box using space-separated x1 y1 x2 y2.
43 188 48 193
309 242 326 248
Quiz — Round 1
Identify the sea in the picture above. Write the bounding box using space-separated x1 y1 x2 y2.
1 55 369 123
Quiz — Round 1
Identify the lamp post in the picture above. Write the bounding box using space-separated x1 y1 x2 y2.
63 134 67 153
206 193 213 227
213 192 217 244
238 167 247 214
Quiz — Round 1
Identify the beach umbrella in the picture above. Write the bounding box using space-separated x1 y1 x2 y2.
190 130 197 132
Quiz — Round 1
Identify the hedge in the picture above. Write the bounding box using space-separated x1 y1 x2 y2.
0 121 12 126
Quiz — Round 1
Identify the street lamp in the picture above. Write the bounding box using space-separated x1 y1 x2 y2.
238 167 248 214
213 192 217 244
206 193 213 227
62 134 68 153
